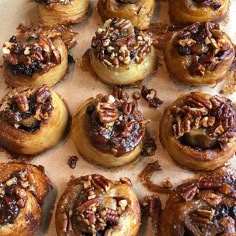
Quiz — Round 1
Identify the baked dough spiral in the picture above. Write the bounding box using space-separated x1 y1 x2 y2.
90 18 157 85
97 0 155 30
169 0 230 25
160 91 236 171
72 87 147 168
55 174 141 235
0 162 52 236
164 22 235 85
0 85 68 156
161 167 236 236
35 0 89 27
2 24 77 88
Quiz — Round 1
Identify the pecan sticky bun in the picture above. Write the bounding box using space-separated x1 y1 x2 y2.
161 167 236 236
160 91 236 171
164 22 235 85
0 85 68 156
90 18 157 85
55 174 141 236
97 0 155 30
0 162 52 236
72 87 147 168
2 24 76 88
169 0 229 25
35 0 89 27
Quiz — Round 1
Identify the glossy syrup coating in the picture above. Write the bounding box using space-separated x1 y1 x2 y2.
36 0 89 27
164 22 235 85
0 162 52 236
97 0 155 30
55 174 141 235
72 87 147 168
2 24 70 88
169 0 230 25
90 18 157 85
0 85 69 155
160 91 236 171
161 167 236 236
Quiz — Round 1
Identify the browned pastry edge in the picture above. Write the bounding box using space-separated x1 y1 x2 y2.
168 0 230 25
72 87 146 168
160 91 236 171
0 162 52 236
55 174 141 236
90 18 157 85
164 22 235 85
161 167 236 236
37 0 90 27
0 85 69 156
97 0 155 30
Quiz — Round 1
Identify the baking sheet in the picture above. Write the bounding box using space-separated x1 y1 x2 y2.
0 1 235 235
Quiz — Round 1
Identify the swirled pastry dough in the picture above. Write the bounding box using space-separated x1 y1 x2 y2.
160 91 236 171
90 18 157 85
56 174 141 235
0 85 69 156
0 162 52 236
165 22 235 85
97 0 155 30
72 88 147 168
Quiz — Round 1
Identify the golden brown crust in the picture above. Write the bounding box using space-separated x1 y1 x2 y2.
0 162 52 236
161 167 236 236
3 38 68 88
0 85 68 156
168 0 229 25
97 0 155 30
90 18 157 86
72 88 146 168
164 22 235 86
160 91 236 171
37 0 89 27
55 174 141 236
2 24 72 88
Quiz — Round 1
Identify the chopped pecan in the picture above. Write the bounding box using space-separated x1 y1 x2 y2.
194 209 214 222
15 96 29 112
219 216 236 235
97 102 119 123
199 191 222 207
91 175 112 192
189 61 206 76
198 175 224 189
179 183 199 202
186 92 212 109
141 136 157 156
112 87 129 101
122 101 136 115
36 85 51 103
78 198 102 212
105 208 119 224
141 86 163 108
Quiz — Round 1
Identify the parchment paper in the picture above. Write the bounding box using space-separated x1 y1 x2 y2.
0 1 235 235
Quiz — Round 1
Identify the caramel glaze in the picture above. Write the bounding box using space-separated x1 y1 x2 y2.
55 174 141 236
85 88 146 157
0 85 68 156
161 167 236 236
160 91 236 171
0 162 52 236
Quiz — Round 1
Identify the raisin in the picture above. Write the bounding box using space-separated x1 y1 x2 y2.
177 46 192 56
9 36 17 43
86 105 96 115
